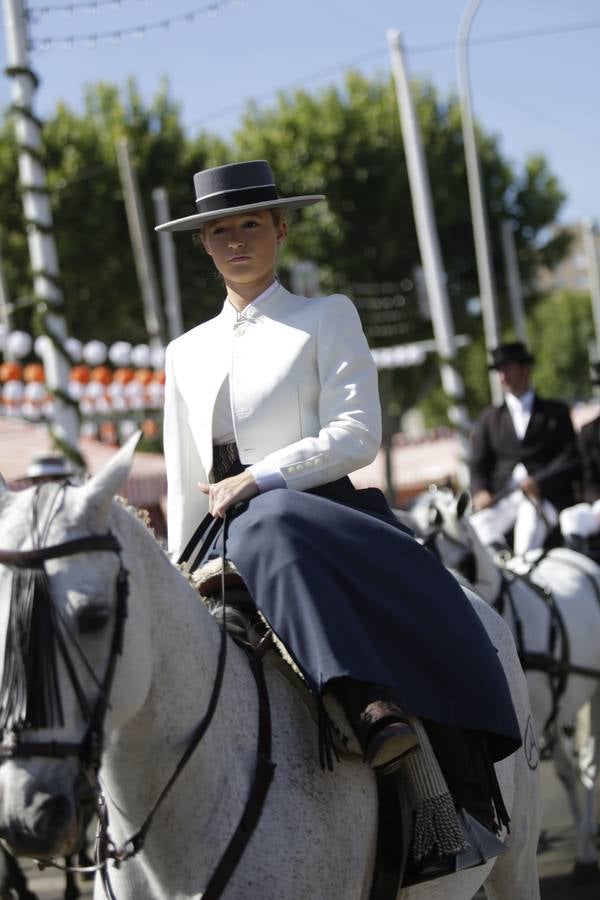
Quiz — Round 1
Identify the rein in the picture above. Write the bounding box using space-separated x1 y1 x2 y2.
0 510 276 900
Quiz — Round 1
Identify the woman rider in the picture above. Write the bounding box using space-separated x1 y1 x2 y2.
156 159 521 856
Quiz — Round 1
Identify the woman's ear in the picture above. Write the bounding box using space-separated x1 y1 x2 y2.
276 220 288 245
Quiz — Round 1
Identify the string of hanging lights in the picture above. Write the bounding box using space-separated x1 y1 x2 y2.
27 0 244 49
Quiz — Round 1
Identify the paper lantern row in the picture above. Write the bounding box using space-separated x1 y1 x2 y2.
0 329 166 370
1 377 165 423
0 362 166 386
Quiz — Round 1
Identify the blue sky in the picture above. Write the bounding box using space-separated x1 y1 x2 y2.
1 0 598 224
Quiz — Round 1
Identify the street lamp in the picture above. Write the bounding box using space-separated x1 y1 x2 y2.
457 0 503 404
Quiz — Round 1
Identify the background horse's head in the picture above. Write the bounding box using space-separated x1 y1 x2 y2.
0 435 152 859
410 487 502 600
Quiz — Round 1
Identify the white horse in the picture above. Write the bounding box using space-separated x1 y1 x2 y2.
0 440 540 899
410 487 600 881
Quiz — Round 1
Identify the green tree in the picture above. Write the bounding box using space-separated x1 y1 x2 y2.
0 79 227 345
527 290 594 401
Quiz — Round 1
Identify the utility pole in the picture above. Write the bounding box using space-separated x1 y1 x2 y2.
388 30 471 482
0 241 14 355
152 187 183 341
116 138 165 351
456 0 503 404
582 219 600 359
2 0 80 455
500 219 527 343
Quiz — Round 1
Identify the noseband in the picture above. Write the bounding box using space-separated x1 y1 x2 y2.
0 532 128 770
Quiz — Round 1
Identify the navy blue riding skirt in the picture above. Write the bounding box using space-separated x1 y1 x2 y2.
210 477 521 763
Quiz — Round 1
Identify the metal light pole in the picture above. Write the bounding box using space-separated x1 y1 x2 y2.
582 219 600 359
457 0 503 404
153 187 183 341
2 0 80 454
500 219 527 343
116 139 165 351
387 30 471 483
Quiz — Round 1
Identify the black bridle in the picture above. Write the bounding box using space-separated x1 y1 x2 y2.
0 510 275 900
0 533 128 768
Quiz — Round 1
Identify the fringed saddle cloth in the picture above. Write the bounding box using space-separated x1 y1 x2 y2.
189 555 471 867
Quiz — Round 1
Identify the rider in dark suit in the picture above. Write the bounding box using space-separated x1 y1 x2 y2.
469 342 580 555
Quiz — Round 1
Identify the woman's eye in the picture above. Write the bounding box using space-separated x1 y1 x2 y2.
243 221 259 229
75 604 111 634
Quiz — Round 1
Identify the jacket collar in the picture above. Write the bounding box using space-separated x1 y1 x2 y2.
219 281 285 324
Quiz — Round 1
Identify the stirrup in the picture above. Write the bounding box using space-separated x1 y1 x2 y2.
402 809 507 887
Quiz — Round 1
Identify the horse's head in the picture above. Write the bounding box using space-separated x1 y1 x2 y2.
411 487 503 599
0 434 152 859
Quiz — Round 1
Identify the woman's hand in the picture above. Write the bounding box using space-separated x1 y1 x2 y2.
198 471 259 518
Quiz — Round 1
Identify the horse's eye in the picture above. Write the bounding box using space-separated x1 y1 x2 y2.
75 603 111 634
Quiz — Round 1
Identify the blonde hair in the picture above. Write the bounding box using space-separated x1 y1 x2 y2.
192 208 287 247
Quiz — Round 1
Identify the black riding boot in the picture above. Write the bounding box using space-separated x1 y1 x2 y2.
329 678 419 775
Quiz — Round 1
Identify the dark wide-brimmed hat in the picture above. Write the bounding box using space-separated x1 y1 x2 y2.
25 454 76 482
155 160 325 233
488 341 534 370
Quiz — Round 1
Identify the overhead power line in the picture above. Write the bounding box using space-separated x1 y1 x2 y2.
27 0 154 16
27 11 600 54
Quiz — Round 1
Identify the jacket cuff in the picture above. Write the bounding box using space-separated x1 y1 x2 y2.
247 460 287 493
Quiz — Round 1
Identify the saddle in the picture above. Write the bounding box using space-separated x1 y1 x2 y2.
190 557 508 895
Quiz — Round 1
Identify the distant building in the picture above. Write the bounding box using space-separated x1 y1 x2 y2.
535 223 600 295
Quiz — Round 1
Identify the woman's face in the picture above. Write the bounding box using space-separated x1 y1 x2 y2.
202 209 287 292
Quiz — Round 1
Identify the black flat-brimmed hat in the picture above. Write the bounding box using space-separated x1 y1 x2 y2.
488 341 534 370
25 454 76 482
155 160 325 233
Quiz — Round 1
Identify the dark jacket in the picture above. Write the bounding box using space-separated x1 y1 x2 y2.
469 394 580 511
580 414 600 503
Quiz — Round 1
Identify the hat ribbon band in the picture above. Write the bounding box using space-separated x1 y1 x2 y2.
196 185 279 214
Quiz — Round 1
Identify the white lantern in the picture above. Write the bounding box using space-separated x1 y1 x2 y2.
22 401 42 421
130 343 150 369
64 337 83 363
2 380 24 401
107 381 125 398
41 398 55 418
68 380 85 400
124 379 144 398
80 420 98 438
82 340 107 366
79 397 95 416
111 395 127 412
84 381 104 399
95 396 112 414
33 334 51 359
24 381 46 402
119 419 138 440
6 330 32 360
108 341 132 367
149 344 165 370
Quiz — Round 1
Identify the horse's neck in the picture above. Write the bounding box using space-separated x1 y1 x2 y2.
101 523 257 865
470 527 503 601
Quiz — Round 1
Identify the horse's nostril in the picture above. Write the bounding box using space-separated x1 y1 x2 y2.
34 794 72 839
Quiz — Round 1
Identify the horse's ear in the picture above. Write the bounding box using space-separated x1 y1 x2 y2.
456 490 471 520
81 431 142 527
428 505 443 528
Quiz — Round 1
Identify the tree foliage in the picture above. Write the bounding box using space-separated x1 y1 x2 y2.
0 72 575 424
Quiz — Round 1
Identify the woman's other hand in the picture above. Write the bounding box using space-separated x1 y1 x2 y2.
198 471 259 518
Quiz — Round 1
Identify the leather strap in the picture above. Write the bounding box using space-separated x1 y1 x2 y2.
0 534 121 569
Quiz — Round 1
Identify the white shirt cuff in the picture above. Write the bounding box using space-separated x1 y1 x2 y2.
247 460 287 493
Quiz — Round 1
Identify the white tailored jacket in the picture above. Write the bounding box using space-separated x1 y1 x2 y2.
163 284 382 558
